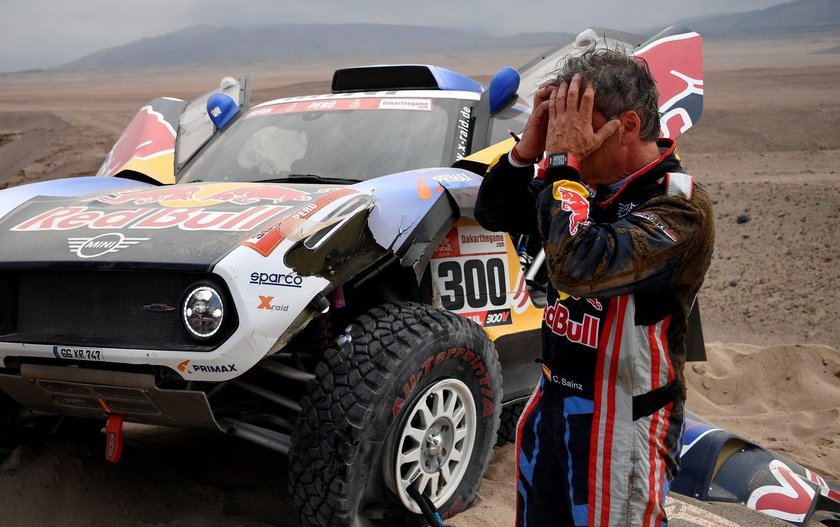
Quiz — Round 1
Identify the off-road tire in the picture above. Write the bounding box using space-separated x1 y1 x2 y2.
289 302 502 526
495 400 526 447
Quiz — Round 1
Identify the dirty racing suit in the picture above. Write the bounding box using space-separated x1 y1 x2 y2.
474 139 714 526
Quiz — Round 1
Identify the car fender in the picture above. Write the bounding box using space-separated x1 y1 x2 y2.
354 167 483 278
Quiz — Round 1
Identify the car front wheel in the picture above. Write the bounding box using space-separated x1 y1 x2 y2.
289 302 501 526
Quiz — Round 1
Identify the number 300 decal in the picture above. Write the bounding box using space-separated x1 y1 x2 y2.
436 257 507 311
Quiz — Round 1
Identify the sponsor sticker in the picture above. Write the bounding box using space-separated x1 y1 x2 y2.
377 98 432 111
249 272 303 288
244 98 433 119
13 205 288 232
257 295 290 311
460 308 513 328
455 106 471 160
458 229 506 255
177 360 238 375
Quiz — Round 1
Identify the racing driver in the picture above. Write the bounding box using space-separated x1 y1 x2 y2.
474 48 714 526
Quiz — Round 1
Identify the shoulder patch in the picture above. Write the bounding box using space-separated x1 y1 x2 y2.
629 211 678 242
551 180 590 236
665 172 694 199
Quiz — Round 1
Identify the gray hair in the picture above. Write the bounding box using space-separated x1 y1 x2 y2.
549 47 661 142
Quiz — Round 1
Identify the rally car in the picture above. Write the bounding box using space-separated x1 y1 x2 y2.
0 26 837 526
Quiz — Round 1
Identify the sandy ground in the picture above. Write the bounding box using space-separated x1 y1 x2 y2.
1 30 839 526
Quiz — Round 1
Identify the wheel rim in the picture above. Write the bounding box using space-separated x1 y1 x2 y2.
391 378 476 513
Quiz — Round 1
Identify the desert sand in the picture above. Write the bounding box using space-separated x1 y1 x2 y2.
0 29 839 526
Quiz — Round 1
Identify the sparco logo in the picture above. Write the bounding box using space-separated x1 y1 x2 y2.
67 233 148 258
249 272 303 288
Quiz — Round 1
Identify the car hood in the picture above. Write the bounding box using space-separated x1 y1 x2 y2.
0 181 365 271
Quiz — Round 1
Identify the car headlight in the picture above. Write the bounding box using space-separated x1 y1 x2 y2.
182 285 224 339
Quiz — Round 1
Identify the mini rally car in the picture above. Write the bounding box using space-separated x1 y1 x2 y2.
0 27 837 527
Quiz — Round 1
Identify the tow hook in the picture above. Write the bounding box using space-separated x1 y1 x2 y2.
104 414 125 463
406 485 451 527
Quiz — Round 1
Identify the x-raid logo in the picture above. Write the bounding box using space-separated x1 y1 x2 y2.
68 233 149 258
258 296 289 311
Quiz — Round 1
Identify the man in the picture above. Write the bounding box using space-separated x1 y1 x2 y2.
474 48 714 526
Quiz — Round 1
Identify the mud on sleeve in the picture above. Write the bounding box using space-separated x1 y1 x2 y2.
538 180 713 298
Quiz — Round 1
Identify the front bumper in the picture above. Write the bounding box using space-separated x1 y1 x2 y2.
0 363 220 429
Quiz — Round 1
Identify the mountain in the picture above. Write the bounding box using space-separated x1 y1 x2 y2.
57 0 840 71
59 24 570 71
676 0 840 35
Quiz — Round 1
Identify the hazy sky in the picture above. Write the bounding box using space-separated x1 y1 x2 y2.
0 0 788 72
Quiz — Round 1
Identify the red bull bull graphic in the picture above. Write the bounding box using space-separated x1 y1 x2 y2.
748 460 818 524
552 182 591 236
634 31 703 139
93 184 313 208
97 105 178 184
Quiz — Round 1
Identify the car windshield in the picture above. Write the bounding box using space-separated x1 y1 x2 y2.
180 96 471 184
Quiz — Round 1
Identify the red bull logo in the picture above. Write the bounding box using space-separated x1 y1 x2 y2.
94 184 313 208
556 187 590 236
98 105 177 180
12 205 289 232
544 299 599 348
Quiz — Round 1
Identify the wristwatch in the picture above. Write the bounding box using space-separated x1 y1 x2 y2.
548 152 580 172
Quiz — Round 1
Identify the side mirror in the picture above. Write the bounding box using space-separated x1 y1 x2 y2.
207 92 239 129
488 67 520 114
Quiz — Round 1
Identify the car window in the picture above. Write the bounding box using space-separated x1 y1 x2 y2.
487 103 531 145
181 97 466 183
237 127 307 175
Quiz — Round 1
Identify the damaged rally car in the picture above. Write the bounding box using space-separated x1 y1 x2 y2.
0 26 838 527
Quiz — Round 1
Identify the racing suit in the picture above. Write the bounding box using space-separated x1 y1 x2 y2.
474 138 714 526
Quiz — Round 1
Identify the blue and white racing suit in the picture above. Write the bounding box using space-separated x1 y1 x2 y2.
475 139 714 526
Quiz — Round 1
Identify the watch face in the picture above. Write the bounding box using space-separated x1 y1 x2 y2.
550 153 568 167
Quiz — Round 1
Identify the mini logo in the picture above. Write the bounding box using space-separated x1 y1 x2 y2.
68 233 148 258
143 303 176 312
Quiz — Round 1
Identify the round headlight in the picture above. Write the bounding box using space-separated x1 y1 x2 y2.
182 285 224 339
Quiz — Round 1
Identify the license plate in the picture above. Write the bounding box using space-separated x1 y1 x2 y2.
53 345 105 361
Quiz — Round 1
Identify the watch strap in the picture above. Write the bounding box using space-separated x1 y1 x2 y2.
548 152 580 172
